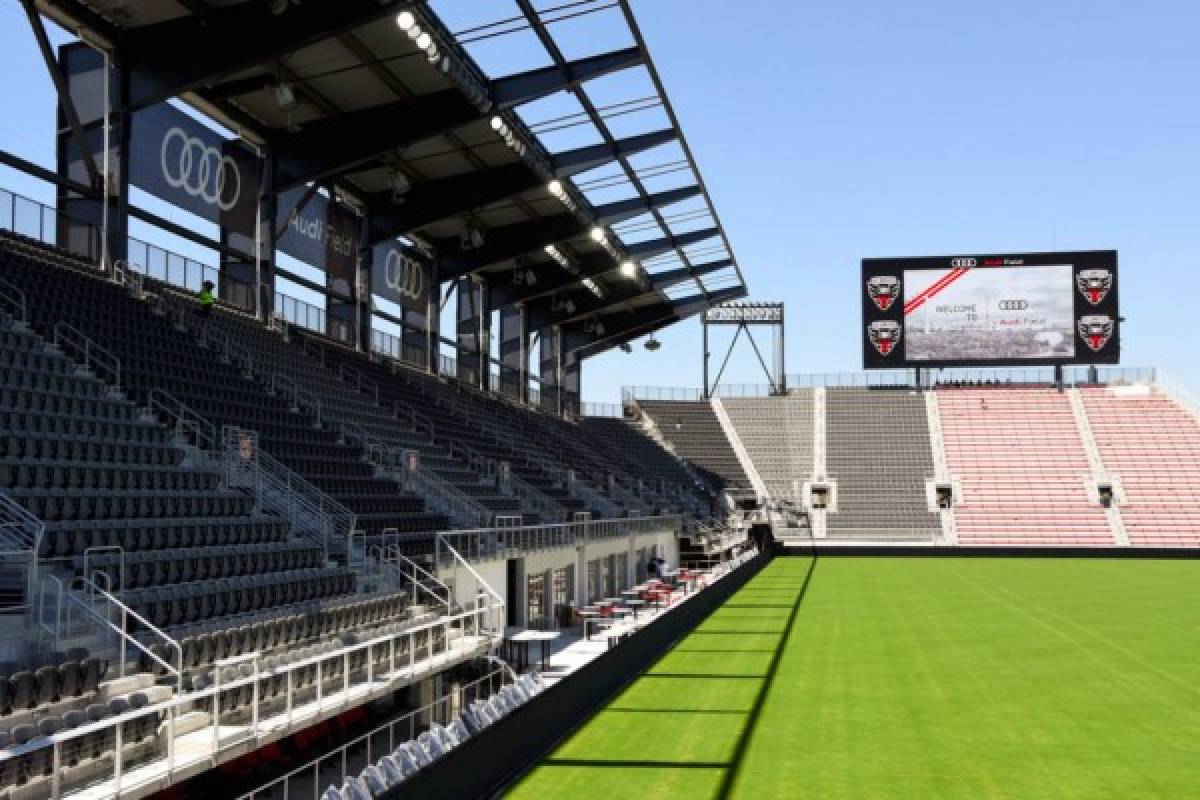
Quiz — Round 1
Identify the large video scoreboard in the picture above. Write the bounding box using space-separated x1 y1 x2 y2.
862 250 1119 369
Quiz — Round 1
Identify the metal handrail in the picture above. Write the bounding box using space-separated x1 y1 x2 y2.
435 533 505 611
226 426 357 562
148 389 219 453
73 576 183 694
370 541 453 609
53 321 121 388
236 666 513 800
301 336 325 366
111 259 144 297
271 372 322 426
338 362 381 404
0 489 43 554
0 490 41 619
379 447 493 529
507 470 569 523
0 275 27 323
393 400 437 441
0 598 502 799
434 514 682 565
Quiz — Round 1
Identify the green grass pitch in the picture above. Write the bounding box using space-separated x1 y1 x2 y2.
506 556 1200 799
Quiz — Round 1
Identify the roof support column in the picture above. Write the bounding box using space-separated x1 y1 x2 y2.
456 275 489 390
539 325 563 416
499 304 529 403
55 42 125 272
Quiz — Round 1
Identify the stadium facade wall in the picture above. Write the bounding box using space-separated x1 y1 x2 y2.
386 552 771 800
441 530 678 625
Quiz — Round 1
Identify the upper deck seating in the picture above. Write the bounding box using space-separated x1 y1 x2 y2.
936 387 1114 546
1081 386 1200 546
164 295 525 517
0 235 446 537
580 416 711 513
723 394 814 502
825 388 941 540
637 401 750 492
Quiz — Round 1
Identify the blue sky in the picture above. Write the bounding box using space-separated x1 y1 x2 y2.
2 0 1198 403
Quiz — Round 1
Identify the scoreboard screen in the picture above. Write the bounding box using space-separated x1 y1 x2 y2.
862 251 1118 369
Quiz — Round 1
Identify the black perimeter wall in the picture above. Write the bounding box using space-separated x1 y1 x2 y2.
387 551 772 800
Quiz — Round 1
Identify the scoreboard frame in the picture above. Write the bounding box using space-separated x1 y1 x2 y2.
861 250 1119 369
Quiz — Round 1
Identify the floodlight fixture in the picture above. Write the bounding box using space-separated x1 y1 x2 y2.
273 83 298 113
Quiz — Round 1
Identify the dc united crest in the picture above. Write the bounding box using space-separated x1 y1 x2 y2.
1076 269 1112 306
868 320 902 356
1078 314 1114 352
867 275 900 312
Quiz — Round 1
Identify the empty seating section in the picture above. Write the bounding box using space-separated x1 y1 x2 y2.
723 394 814 500
825 389 941 540
0 321 356 627
937 388 1113 546
170 296 524 517
303 337 589 519
580 417 709 511
305 333 698 517
0 661 171 800
1081 387 1200 546
0 236 446 537
637 401 750 490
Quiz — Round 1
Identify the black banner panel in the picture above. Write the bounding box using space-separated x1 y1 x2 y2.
539 327 561 414
371 241 431 314
456 278 485 386
275 186 360 276
499 306 527 401
861 251 1119 369
130 102 260 231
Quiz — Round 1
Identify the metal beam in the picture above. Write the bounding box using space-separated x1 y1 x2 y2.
650 258 734 290
436 214 588 282
489 251 616 309
21 0 100 189
366 163 542 244
573 286 745 359
273 91 479 190
624 227 720 260
527 286 658 331
202 73 278 101
594 185 702 226
120 0 412 109
491 47 644 109
551 129 677 177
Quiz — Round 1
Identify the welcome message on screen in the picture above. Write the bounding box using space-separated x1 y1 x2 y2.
903 265 1076 362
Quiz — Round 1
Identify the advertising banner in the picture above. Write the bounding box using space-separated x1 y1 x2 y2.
372 241 431 314
130 103 260 231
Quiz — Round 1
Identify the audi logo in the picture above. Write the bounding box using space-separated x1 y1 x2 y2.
998 300 1029 311
160 127 242 212
384 250 425 302
950 258 977 268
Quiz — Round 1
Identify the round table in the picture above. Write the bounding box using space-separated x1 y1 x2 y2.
625 598 646 620
577 610 601 638
508 629 561 672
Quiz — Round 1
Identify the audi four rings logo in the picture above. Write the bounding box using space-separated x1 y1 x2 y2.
384 250 425 301
950 258 977 268
160 127 242 212
998 300 1029 311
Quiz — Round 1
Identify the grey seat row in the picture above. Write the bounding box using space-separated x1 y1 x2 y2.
320 673 546 800
126 568 356 633
85 542 325 591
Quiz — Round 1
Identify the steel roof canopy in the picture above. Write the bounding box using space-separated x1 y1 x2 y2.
37 0 747 355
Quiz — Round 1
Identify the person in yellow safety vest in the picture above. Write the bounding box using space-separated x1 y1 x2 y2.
198 280 215 318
